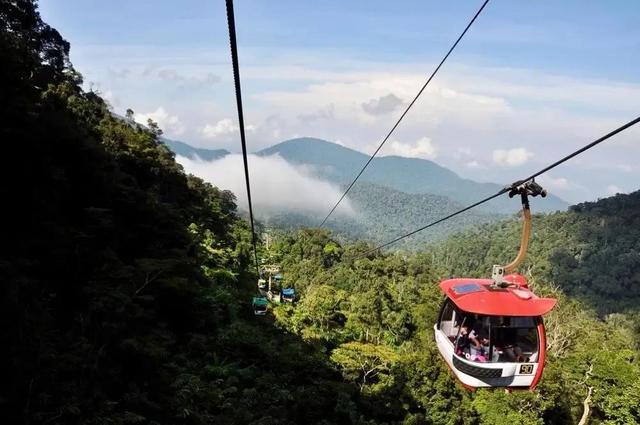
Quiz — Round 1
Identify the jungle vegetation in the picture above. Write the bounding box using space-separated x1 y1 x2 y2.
2 1 638 424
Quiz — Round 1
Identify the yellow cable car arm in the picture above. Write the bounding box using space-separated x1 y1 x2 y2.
503 206 531 274
492 180 546 284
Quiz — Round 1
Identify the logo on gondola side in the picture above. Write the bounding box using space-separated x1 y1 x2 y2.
519 364 534 374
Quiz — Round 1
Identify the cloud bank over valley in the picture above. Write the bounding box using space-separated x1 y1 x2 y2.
176 154 354 218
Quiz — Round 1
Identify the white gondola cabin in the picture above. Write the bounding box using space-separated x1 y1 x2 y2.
434 274 556 389
434 180 557 389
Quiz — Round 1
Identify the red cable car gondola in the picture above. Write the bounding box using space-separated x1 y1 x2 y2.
434 181 557 390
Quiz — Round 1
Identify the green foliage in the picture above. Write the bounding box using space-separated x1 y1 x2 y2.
331 342 399 390
2 2 639 424
268 181 502 248
472 390 544 425
264 209 640 424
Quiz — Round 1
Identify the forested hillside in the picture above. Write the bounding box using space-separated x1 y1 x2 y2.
262 205 640 424
2 2 638 425
267 181 501 247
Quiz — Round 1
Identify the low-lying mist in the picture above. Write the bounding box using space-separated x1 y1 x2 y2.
176 154 355 219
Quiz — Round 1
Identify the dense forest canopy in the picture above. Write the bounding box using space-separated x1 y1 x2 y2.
265 181 502 248
2 1 639 424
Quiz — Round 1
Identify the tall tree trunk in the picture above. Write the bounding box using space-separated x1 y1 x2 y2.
578 364 594 425
578 386 593 425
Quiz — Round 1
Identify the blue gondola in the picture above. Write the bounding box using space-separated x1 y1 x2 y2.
282 287 295 303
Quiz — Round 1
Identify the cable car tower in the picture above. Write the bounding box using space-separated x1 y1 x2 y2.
434 180 557 389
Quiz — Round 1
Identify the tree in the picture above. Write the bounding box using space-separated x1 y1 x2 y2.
331 342 399 390
147 118 163 136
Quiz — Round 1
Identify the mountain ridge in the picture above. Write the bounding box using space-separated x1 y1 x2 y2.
163 138 230 161
257 137 568 212
170 136 568 212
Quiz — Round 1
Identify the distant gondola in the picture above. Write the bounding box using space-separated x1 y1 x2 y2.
282 287 295 303
252 297 268 316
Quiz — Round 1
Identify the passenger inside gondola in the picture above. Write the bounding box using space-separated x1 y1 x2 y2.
454 315 489 362
439 299 541 364
455 322 471 356
449 312 539 363
468 316 490 361
491 316 538 363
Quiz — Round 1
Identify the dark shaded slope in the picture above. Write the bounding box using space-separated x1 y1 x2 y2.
0 4 384 423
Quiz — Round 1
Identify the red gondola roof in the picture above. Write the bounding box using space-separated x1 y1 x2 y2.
439 275 557 317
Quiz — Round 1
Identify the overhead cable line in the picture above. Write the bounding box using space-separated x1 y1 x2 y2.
319 0 491 227
225 0 259 273
355 115 640 258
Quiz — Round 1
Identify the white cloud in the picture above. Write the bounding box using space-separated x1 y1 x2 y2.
492 147 533 166
607 184 625 195
388 137 438 160
135 107 184 136
254 73 509 131
246 62 639 160
175 154 354 216
202 118 237 139
82 42 640 202
201 118 256 140
539 175 570 190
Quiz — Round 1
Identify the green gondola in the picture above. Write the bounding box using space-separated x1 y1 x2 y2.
252 297 268 316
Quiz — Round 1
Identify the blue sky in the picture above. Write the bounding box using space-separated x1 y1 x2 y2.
39 0 640 203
